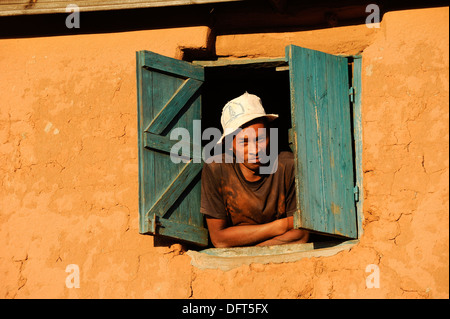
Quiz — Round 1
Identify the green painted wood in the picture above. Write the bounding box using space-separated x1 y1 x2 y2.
156 217 209 245
144 132 190 156
286 45 357 239
137 50 207 247
142 50 205 81
137 51 145 233
145 78 203 135
147 160 203 218
137 51 153 234
144 132 176 154
352 57 363 238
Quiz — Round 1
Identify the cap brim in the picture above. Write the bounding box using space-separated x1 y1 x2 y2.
217 114 279 145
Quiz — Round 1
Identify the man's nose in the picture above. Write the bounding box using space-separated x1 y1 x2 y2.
248 141 263 155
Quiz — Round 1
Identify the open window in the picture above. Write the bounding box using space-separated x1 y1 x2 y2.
136 45 363 248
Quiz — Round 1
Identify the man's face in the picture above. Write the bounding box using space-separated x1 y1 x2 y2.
232 121 269 172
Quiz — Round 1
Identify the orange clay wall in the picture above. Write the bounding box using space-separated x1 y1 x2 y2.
0 7 448 298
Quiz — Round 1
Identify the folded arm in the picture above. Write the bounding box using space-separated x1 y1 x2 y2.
255 228 309 246
206 215 308 248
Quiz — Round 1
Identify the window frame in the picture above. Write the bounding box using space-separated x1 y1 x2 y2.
136 49 363 249
193 53 364 241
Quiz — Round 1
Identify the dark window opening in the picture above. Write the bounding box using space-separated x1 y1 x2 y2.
200 63 340 246
201 63 292 155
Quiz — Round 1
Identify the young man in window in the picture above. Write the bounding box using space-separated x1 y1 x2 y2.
200 92 309 248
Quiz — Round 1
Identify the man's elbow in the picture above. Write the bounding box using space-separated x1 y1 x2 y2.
211 237 234 248
210 232 237 248
291 229 309 243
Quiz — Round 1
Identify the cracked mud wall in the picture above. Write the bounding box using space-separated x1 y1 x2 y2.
359 7 449 298
0 7 448 298
193 7 449 299
0 27 210 298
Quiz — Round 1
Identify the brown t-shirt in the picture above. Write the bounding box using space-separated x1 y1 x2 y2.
200 151 297 226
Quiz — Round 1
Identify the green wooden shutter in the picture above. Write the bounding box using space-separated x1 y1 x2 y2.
286 45 357 239
136 50 208 247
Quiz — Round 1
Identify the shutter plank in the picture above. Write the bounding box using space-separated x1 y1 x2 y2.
147 161 203 218
144 133 176 154
137 50 207 246
145 78 203 135
352 57 363 238
287 45 357 239
137 52 154 234
157 218 209 246
143 51 205 81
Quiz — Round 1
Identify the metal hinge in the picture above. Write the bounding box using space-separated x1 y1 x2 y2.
354 186 360 202
349 87 355 103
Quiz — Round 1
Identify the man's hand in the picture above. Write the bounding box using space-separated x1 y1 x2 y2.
273 215 294 234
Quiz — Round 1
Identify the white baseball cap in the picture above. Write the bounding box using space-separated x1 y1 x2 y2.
218 92 279 144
